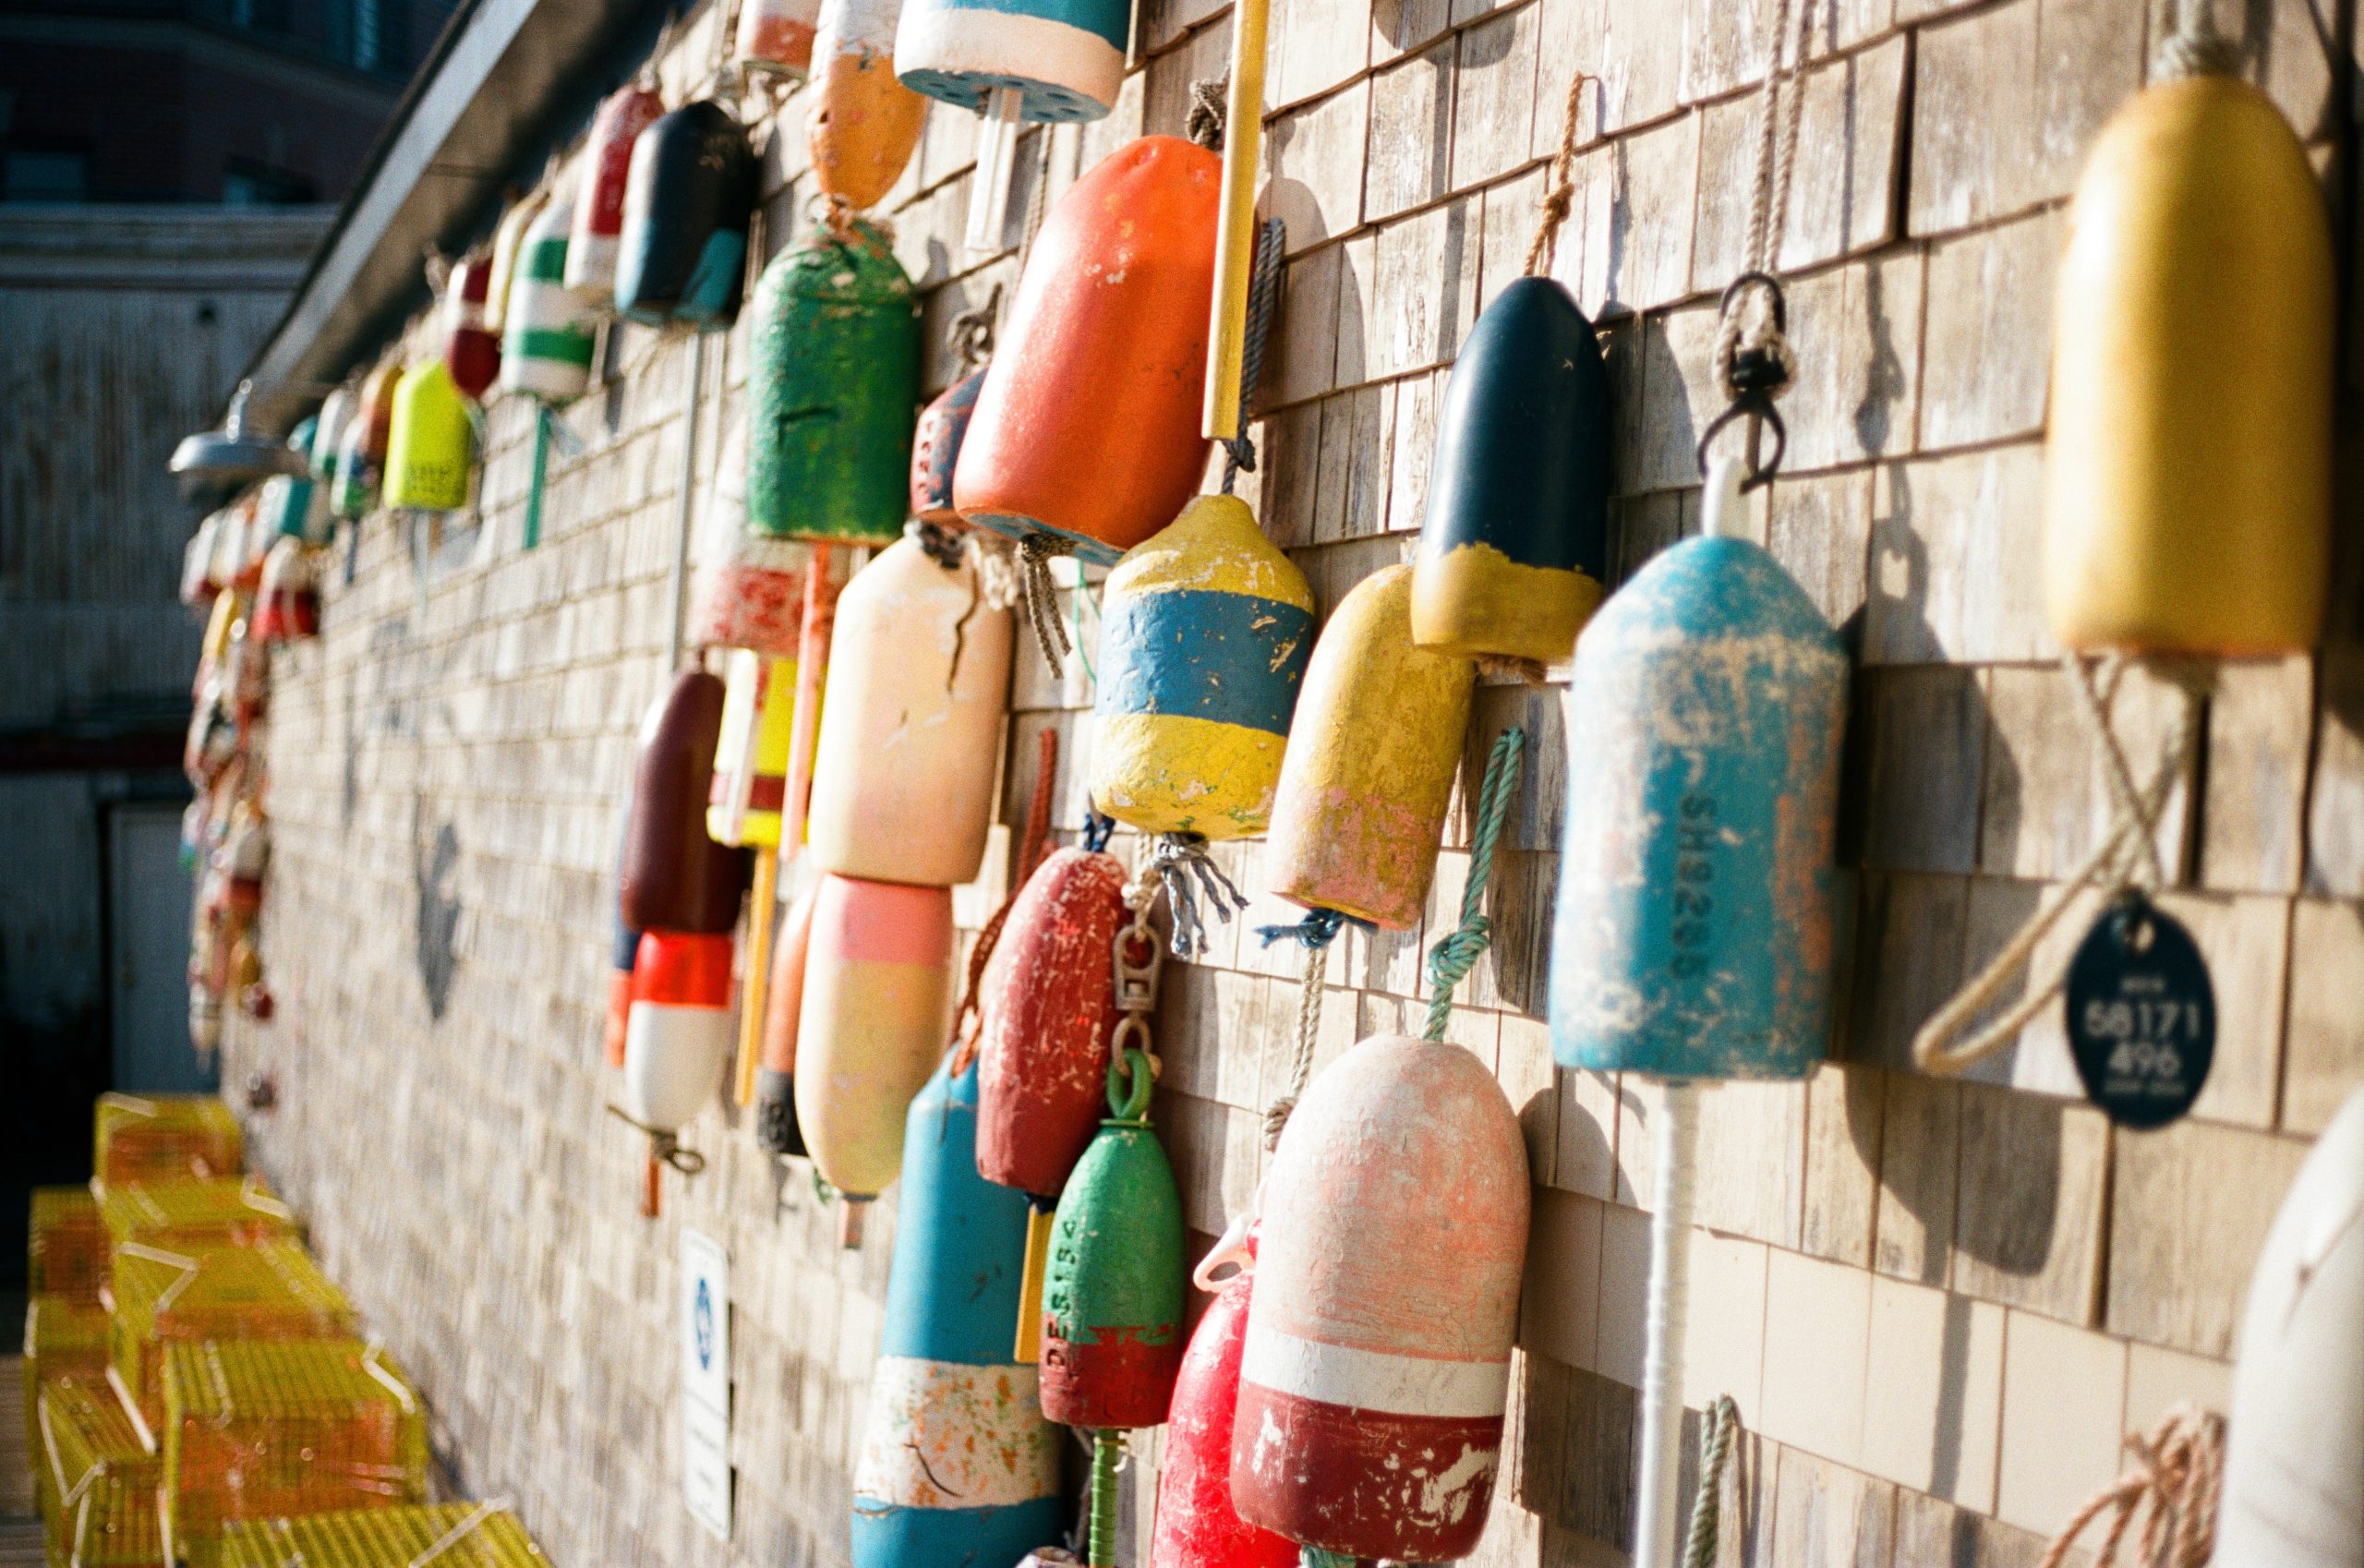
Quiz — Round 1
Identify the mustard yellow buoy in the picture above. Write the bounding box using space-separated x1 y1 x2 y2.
1090 494 1312 839
2044 71 2333 656
382 358 475 512
707 648 801 850
1265 564 1474 929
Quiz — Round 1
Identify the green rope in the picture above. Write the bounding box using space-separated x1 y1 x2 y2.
1423 726 1527 1042
1088 1429 1125 1566
1070 557 1099 683
1683 1394 1743 1568
524 404 551 549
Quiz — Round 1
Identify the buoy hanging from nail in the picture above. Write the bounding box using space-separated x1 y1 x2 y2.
753 880 818 1157
621 669 754 937
442 251 501 400
851 1055 1065 1567
332 364 397 520
614 101 757 330
953 137 1221 563
2044 37 2332 657
689 409 814 660
910 368 983 526
567 80 666 301
483 187 544 341
501 193 597 404
1091 494 1312 839
805 533 1013 887
738 0 825 79
809 0 929 211
1266 563 1474 929
620 930 733 1194
308 391 352 482
252 538 319 643
1152 1224 1295 1568
381 357 475 513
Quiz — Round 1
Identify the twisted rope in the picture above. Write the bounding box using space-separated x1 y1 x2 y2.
2038 1407 2225 1568
914 519 965 569
1682 1395 1743 1568
949 283 1002 371
1018 534 1078 666
1188 76 1228 149
2156 0 2240 78
1149 833 1246 959
1912 653 2213 1075
1524 70 1593 277
1255 908 1349 1145
1423 727 1527 1041
1221 217 1288 492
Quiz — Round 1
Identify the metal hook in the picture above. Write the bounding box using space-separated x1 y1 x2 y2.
1695 399 1788 489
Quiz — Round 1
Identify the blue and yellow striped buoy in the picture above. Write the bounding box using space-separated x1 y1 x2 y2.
1090 495 1313 840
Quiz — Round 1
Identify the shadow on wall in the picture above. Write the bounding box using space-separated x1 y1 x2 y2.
414 798 461 1019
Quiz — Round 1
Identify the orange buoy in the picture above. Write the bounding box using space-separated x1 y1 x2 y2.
805 533 1012 887
808 0 927 211
952 138 1220 564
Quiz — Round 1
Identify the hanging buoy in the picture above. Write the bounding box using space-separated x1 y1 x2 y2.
2044 68 2332 656
483 188 545 340
566 81 666 300
707 649 801 850
606 907 639 1070
805 533 1013 887
621 930 734 1136
688 410 814 658
809 0 928 211
895 0 1126 121
501 194 597 404
381 358 475 513
309 390 352 482
953 138 1221 563
614 101 755 329
1091 494 1312 839
1153 1227 1295 1568
2216 1084 2363 1566
737 0 824 78
443 252 501 400
252 538 319 643
1266 563 1473 928
745 216 919 546
911 368 983 526
1233 1034 1528 1561
851 1055 1065 1567
332 364 397 520
621 670 753 936
754 881 819 1156
794 874 953 1215
1414 275 1610 664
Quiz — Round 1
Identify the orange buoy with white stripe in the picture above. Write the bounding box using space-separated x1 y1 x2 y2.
622 930 735 1134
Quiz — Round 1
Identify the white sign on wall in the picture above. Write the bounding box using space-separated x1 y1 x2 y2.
680 1228 733 1542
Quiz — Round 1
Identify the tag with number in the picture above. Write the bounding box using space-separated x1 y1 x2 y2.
2064 893 2214 1129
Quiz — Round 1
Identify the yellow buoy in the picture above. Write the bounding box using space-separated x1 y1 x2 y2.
382 359 475 513
1265 563 1474 929
2044 72 2333 656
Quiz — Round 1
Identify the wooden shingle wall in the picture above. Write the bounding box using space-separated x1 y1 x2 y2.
225 0 2363 1564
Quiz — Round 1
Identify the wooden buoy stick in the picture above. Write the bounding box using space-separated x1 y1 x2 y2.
964 87 1024 256
1013 1202 1055 1363
731 851 779 1105
778 544 838 882
1634 1080 1699 1568
1202 0 1270 440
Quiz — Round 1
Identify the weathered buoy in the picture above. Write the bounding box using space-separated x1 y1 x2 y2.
442 252 501 400
737 0 824 78
252 538 319 643
381 358 475 513
614 101 755 329
806 533 1013 887
483 188 545 340
621 671 753 936
745 216 919 545
688 411 813 658
332 364 397 519
1548 487 1848 1080
2044 73 2333 656
1091 494 1312 839
895 0 1128 122
794 874 952 1204
953 138 1220 563
809 0 928 211
754 881 819 1157
621 930 734 1134
1153 1229 1295 1568
910 368 983 526
707 649 800 850
501 194 597 404
1233 1034 1529 1561
566 81 666 299
851 1056 1065 1567
2216 1083 2364 1566
1414 275 1610 664
1265 563 1473 928
309 390 352 481
977 847 1128 1198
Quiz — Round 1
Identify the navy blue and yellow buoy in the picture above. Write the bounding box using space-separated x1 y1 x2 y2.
1090 494 1313 840
1412 275 1610 665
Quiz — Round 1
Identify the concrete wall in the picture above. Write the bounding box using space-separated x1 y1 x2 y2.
224 1 2364 1564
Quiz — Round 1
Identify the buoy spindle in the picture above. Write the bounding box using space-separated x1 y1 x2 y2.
966 86 1025 255
1635 1080 1699 1568
1203 0 1269 440
779 544 838 876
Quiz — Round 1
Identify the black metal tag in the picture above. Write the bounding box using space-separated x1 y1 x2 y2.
2064 893 2214 1129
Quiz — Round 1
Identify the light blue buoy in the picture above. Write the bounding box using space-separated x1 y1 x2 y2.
850 1057 1064 1568
1548 461 1849 1080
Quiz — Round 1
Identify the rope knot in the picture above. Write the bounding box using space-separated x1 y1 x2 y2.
948 283 1002 370
1256 908 1348 950
1147 833 1246 959
913 520 966 570
1187 76 1228 150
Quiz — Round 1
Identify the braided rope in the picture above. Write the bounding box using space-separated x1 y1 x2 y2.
1524 70 1593 277
1254 908 1349 1145
1682 1395 1743 1568
1221 217 1288 492
2155 0 2240 78
2038 1406 2225 1568
1018 535 1078 666
1149 833 1247 959
1707 0 1818 446
1423 728 1527 1042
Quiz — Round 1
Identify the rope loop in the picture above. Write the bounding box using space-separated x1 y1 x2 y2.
1681 1395 1743 1568
949 282 1002 370
1524 71 1595 277
2156 0 2240 78
1422 727 1527 1041
1017 534 1079 667
1699 270 1797 486
1187 75 1228 150
1257 908 1353 1147
2038 1405 2225 1568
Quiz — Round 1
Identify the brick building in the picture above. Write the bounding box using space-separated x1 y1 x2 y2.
216 0 2362 1565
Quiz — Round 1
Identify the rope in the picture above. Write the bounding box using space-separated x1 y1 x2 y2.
948 728 1060 1074
1254 908 1349 1145
2038 1406 2225 1568
949 283 1002 370
1912 653 2213 1076
914 519 965 569
1188 76 1228 150
1019 535 1077 666
2156 0 2240 78
1682 1395 1743 1568
1523 70 1594 276
1221 217 1288 492
1422 727 1527 1042
1083 808 1117 854
1148 833 1247 959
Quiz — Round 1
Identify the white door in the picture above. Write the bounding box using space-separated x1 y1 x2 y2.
109 802 213 1094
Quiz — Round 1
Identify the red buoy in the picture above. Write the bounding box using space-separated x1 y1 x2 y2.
621 671 752 935
1152 1227 1295 1568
